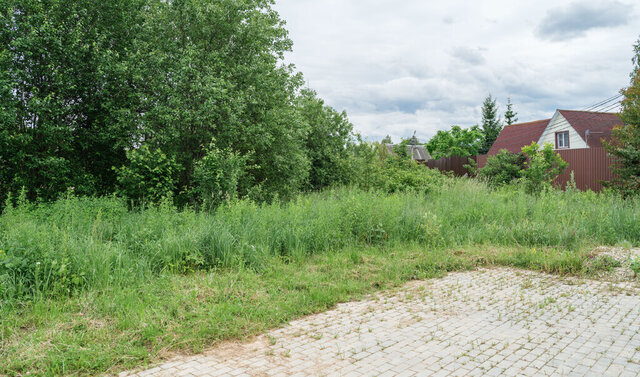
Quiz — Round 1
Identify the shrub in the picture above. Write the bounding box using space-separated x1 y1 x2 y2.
479 150 526 188
192 142 248 210
351 143 445 194
520 142 568 194
114 146 181 204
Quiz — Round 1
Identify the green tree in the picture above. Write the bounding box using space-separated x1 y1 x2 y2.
425 125 484 159
603 38 640 197
0 0 146 202
0 0 359 205
297 89 355 190
126 0 311 202
479 94 503 154
504 98 518 126
381 135 393 144
520 142 568 194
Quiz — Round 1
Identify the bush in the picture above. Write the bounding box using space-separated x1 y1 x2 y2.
192 142 248 210
479 150 526 187
351 143 445 194
521 142 568 194
114 146 181 204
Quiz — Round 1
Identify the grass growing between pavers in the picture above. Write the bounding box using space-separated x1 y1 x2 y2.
0 244 609 376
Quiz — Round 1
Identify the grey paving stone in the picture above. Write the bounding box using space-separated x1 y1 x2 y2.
116 268 640 377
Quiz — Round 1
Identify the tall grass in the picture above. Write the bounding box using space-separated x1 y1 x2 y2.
1 178 638 302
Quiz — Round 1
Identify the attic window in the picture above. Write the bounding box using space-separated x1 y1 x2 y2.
556 131 569 149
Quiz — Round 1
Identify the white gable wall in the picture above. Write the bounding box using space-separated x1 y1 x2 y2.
537 112 588 149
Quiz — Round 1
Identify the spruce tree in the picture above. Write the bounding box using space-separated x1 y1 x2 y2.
479 94 503 154
504 98 518 126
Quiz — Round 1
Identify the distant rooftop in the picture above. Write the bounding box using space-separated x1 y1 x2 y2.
385 144 431 161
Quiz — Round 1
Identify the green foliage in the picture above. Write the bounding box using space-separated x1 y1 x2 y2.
351 143 444 194
631 258 640 277
381 135 393 144
115 146 181 204
520 142 569 194
126 0 311 203
0 0 146 202
463 158 478 176
297 89 355 190
479 150 526 187
504 97 518 126
0 0 358 205
192 142 248 210
425 125 484 159
479 94 503 154
603 38 640 198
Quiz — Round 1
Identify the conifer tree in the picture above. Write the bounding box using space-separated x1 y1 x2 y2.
479 94 503 154
504 98 518 126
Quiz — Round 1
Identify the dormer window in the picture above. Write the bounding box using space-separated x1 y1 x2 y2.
556 131 569 149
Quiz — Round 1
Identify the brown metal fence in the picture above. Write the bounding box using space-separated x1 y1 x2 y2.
426 155 476 176
433 148 614 192
553 148 614 191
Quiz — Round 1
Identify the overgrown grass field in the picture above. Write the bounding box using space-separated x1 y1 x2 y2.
1 179 639 376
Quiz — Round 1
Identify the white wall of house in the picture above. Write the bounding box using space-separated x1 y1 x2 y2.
537 111 588 149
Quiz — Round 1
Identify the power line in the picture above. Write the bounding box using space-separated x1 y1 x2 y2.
582 94 623 111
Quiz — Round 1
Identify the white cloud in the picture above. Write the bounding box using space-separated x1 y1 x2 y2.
274 0 640 142
537 1 633 41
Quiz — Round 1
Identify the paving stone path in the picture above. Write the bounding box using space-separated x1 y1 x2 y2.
119 268 640 376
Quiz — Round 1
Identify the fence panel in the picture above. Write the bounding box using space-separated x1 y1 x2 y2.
430 148 614 192
554 148 614 191
426 156 475 176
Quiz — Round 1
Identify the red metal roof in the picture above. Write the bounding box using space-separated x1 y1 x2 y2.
487 110 624 155
557 110 623 148
487 119 550 155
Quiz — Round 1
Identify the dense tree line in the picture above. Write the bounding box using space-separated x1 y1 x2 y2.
0 0 364 205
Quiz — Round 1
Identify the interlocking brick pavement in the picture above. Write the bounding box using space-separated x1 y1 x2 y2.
118 268 640 376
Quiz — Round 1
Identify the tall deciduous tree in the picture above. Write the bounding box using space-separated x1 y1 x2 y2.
297 89 354 190
504 98 518 126
603 38 640 197
425 125 484 159
479 94 503 154
126 0 311 202
1 0 358 205
0 0 146 201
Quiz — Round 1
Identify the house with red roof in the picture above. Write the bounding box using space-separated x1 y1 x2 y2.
487 110 623 156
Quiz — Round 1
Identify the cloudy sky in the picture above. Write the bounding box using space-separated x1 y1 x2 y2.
273 0 640 143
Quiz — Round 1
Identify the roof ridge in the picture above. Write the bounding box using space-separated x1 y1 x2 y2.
505 119 551 127
558 109 618 115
